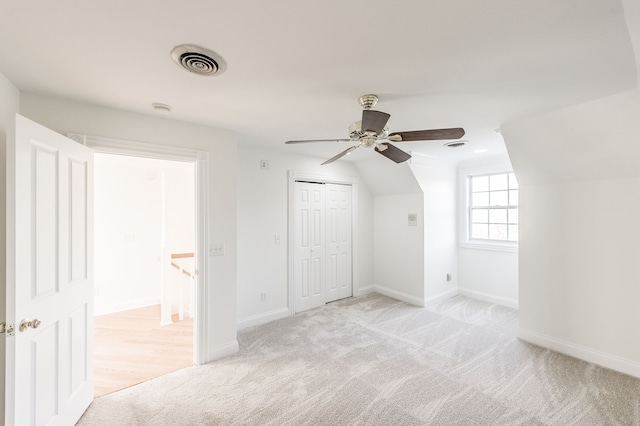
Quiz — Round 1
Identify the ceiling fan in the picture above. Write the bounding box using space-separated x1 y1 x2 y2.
285 94 465 165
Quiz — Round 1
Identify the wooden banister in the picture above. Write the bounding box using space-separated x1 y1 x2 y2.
170 252 195 278
171 252 194 259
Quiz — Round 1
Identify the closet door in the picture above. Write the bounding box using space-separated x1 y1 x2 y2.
325 184 352 303
294 182 325 312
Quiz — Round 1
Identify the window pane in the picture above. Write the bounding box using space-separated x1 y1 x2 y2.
508 208 519 224
471 176 489 192
489 224 508 240
472 192 489 207
489 208 507 224
471 208 488 223
509 173 519 189
490 190 508 206
509 190 519 206
471 223 488 239
490 174 508 191
508 225 519 241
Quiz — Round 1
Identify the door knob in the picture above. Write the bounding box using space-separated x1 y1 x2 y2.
19 318 41 332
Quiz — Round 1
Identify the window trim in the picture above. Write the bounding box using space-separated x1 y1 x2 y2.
458 157 518 253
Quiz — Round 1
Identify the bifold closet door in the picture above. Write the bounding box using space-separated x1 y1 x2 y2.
294 181 353 313
325 183 352 303
294 182 326 312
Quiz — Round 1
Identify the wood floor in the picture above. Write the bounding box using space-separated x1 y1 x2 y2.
94 305 193 397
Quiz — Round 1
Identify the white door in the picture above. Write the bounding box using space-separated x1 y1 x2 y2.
294 182 325 312
6 114 93 425
325 184 352 303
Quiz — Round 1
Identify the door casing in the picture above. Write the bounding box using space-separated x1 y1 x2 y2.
68 133 209 365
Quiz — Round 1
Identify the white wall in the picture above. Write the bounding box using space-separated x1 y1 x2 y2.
236 146 373 328
456 156 519 308
502 89 640 378
354 155 426 305
372 193 425 306
20 93 238 362
0 70 20 426
458 249 518 307
409 156 459 304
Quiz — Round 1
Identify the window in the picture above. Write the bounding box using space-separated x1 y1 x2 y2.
468 172 518 242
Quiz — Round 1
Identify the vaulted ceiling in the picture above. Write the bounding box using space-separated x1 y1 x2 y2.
0 0 637 164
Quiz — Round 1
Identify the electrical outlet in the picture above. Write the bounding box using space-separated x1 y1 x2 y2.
260 160 270 170
261 292 267 302
446 273 452 282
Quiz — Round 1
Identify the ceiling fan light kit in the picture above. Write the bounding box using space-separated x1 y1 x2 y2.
285 94 465 165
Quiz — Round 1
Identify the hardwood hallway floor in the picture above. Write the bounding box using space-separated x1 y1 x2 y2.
94 305 193 397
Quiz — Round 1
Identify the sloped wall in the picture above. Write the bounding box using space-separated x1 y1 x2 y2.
502 89 640 377
356 156 426 305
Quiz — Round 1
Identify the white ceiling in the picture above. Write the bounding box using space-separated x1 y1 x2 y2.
0 0 637 164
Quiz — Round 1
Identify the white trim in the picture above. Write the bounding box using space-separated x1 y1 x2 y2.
458 287 519 309
459 241 518 253
373 285 425 307
518 328 640 379
425 288 459 306
70 133 210 366
207 340 240 361
94 298 161 316
237 308 289 330
457 155 519 252
287 171 359 315
355 285 375 297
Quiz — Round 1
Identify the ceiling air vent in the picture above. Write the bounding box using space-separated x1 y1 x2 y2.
170 44 227 76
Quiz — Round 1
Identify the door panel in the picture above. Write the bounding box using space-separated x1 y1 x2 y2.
294 182 325 312
6 114 94 426
325 184 352 303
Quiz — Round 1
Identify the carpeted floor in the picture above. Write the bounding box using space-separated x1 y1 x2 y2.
77 294 640 425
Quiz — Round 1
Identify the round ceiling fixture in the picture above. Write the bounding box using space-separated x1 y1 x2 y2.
170 44 227 76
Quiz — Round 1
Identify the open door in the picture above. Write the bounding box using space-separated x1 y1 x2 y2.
6 114 93 425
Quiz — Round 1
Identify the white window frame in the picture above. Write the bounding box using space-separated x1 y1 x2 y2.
458 157 518 252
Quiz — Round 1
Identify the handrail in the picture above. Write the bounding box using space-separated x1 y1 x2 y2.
170 252 195 278
171 252 194 259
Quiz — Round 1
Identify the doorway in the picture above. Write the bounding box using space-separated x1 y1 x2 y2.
93 153 196 396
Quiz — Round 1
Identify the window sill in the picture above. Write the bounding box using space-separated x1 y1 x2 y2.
459 240 518 253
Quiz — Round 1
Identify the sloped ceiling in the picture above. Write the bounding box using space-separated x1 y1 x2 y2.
0 0 637 164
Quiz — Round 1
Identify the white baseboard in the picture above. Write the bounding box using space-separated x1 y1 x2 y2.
94 297 160 316
206 340 239 363
425 288 459 306
518 328 640 379
373 285 425 307
458 287 519 309
237 307 290 330
355 285 375 297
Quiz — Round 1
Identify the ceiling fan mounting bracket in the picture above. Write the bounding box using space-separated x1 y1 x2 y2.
358 94 378 110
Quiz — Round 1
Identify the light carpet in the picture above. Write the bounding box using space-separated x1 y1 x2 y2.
77 294 640 425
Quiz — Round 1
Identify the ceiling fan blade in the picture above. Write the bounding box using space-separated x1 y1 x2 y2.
321 145 359 165
361 110 390 134
285 139 352 144
375 143 411 163
388 128 465 142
